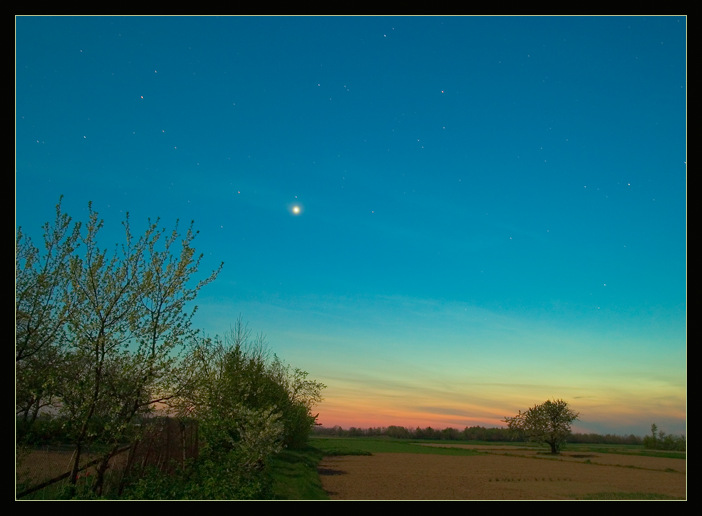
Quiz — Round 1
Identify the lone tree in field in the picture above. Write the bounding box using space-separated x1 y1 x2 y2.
503 398 580 454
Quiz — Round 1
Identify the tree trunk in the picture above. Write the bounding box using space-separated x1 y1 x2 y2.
69 442 83 484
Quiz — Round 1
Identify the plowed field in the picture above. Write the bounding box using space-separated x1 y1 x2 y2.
317 444 686 500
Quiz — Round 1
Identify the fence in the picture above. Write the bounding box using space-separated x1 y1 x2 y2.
16 417 199 499
126 416 199 478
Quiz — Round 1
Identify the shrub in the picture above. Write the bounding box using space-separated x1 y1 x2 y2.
642 424 685 452
122 451 273 500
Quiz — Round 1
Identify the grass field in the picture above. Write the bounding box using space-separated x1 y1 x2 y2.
308 436 685 457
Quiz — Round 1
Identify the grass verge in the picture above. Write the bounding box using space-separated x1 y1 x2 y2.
269 446 329 500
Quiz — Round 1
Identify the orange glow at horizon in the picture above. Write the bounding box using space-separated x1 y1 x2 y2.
314 399 686 435
311 382 686 436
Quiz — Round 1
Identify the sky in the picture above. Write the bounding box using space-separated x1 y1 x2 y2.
15 15 686 437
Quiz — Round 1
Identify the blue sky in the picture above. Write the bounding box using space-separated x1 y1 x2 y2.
15 15 686 436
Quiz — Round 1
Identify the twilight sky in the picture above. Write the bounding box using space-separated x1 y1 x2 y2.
15 15 686 436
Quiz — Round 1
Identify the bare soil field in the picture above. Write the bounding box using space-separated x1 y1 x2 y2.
317 444 686 500
16 447 130 498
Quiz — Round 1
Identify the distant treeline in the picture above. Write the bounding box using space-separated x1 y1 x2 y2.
313 424 645 445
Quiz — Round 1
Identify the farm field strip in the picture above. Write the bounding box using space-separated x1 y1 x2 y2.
317 446 686 500
413 443 686 473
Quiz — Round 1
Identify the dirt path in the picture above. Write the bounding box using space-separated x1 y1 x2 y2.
318 447 686 500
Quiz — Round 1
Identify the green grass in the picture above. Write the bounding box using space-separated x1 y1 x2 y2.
268 447 329 500
309 436 482 456
457 440 685 460
558 442 686 460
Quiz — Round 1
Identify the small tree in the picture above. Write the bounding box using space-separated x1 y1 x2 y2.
16 198 81 435
503 398 579 454
61 203 222 493
267 356 325 448
174 317 325 461
16 199 222 495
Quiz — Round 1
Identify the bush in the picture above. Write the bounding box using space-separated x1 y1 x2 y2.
16 414 68 445
122 450 273 500
642 424 685 452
